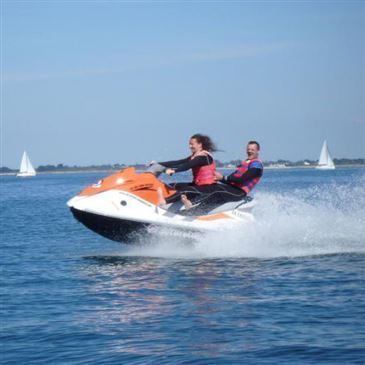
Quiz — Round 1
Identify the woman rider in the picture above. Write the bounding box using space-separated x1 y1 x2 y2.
148 134 218 208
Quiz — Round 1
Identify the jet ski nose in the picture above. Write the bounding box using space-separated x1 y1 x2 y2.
67 196 86 209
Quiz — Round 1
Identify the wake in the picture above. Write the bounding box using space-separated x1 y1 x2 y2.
117 180 365 259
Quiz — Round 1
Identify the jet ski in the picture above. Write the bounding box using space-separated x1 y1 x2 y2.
67 167 255 243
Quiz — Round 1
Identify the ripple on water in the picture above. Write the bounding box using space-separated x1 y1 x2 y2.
1 170 365 364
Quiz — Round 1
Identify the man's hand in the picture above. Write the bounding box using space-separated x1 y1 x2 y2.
165 168 175 176
214 171 223 181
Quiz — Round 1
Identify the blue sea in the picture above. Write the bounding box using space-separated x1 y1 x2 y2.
1 168 365 364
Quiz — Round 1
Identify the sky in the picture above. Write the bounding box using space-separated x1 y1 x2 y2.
1 1 365 168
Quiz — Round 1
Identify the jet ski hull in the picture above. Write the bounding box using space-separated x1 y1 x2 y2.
70 207 150 243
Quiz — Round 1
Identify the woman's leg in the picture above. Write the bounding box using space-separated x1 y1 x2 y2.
163 183 198 204
166 183 206 207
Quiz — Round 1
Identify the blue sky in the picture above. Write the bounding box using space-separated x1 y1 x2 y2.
2 1 365 168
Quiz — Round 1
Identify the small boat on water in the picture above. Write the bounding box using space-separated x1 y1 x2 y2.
17 151 36 177
316 141 335 170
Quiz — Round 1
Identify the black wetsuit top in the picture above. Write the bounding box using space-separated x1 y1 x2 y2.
159 155 213 173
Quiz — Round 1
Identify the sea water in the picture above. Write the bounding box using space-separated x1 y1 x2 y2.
1 168 364 364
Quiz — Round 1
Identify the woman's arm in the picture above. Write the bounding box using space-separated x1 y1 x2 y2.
158 157 190 168
173 155 213 172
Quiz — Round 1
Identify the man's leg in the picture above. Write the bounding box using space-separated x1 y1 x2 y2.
186 184 246 213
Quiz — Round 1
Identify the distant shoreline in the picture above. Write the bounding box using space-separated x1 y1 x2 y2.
1 164 365 176
3 158 365 176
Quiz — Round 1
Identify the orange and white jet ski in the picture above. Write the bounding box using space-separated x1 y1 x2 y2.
67 167 255 243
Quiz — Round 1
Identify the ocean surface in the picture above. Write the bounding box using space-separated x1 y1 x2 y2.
1 168 365 364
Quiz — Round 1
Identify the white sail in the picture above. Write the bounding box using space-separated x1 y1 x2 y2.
17 151 36 177
316 141 335 170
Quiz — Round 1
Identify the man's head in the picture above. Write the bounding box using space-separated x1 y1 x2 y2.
246 141 260 160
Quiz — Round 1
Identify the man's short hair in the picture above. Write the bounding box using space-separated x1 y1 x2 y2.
248 140 260 150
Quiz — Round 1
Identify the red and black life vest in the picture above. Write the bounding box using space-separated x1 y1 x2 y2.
191 151 216 186
230 158 263 193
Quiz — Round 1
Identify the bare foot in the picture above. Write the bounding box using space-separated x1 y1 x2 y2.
181 194 193 210
157 187 166 206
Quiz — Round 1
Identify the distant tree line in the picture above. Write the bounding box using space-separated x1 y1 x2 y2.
36 163 128 172
1 159 364 174
333 158 365 165
0 167 15 173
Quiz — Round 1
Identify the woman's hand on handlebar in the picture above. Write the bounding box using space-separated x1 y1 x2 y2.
165 168 175 176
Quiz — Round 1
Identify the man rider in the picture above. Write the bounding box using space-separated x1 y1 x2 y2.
214 140 263 201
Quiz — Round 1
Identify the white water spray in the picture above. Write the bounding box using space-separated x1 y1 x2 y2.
119 181 365 259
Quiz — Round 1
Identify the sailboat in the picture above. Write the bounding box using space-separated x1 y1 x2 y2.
17 151 36 177
316 141 335 170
